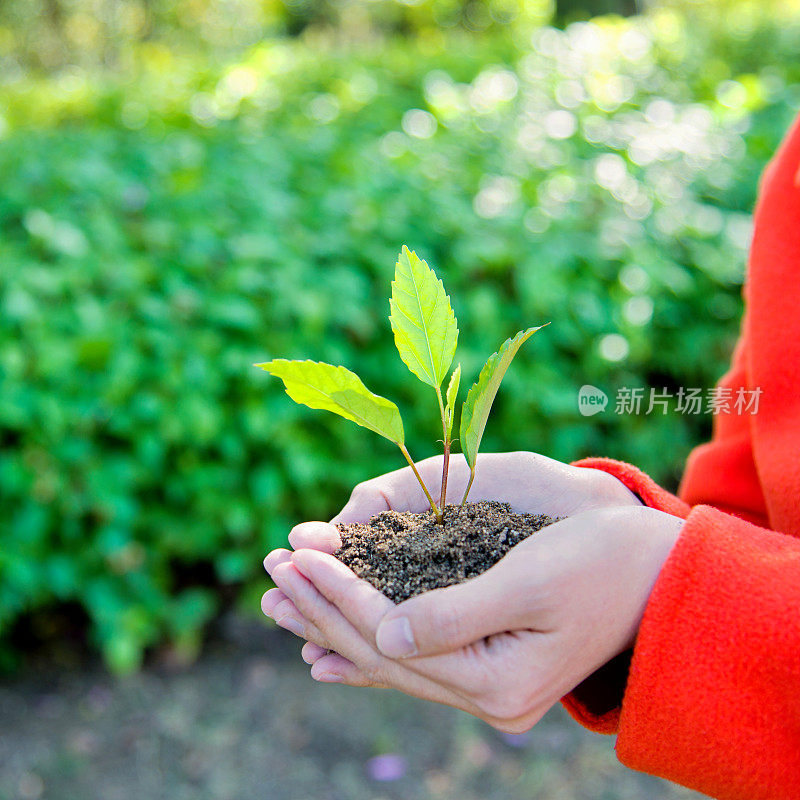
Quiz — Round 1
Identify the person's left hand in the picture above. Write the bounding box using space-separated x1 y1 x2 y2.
262 504 682 732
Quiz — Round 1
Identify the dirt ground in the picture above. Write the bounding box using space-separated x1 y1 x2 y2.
0 615 707 800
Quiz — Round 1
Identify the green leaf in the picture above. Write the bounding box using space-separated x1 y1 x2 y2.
389 245 458 389
255 359 404 444
459 326 547 470
444 363 461 440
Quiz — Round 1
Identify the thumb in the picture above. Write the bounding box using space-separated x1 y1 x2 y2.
374 565 526 658
330 483 390 525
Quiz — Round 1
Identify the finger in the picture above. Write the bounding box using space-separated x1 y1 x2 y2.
261 584 333 649
301 641 330 665
283 539 556 730
270 560 378 666
264 548 292 575
290 548 393 644
288 548 491 694
272 556 496 714
309 652 380 686
288 521 341 553
283 562 527 723
331 482 391 524
271 596 308 638
261 587 288 616
331 458 449 525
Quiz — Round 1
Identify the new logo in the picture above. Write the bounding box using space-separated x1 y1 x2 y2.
578 385 608 416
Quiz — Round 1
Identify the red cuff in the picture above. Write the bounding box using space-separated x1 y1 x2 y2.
572 457 691 520
560 458 689 734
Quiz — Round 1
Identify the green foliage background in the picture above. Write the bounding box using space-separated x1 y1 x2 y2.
1 0 799 671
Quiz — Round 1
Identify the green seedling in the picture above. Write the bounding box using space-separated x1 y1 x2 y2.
256 246 546 524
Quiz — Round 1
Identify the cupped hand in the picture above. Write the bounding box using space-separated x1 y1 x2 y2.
263 502 682 732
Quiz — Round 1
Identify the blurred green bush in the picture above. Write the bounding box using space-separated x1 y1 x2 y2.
1 5 799 671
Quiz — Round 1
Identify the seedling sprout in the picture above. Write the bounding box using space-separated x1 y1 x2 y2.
256 246 546 523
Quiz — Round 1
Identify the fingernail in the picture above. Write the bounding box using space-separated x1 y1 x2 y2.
260 594 274 617
276 616 305 637
376 616 417 658
314 672 342 683
263 550 288 575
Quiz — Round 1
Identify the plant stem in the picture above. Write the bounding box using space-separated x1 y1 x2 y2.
459 468 476 513
440 441 450 514
436 387 450 515
398 442 442 523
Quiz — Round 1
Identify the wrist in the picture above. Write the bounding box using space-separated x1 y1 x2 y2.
621 506 683 650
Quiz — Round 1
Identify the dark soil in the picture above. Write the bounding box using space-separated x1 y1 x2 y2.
334 501 558 603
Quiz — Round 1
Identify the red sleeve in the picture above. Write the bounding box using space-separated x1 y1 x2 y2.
561 458 800 800
616 504 800 800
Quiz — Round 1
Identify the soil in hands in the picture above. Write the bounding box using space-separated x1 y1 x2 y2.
334 501 559 603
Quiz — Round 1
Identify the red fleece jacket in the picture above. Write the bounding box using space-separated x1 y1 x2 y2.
561 112 800 800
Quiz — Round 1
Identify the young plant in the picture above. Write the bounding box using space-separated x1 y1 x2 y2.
255 246 546 523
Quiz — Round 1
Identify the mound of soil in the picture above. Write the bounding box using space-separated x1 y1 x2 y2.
334 501 558 603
